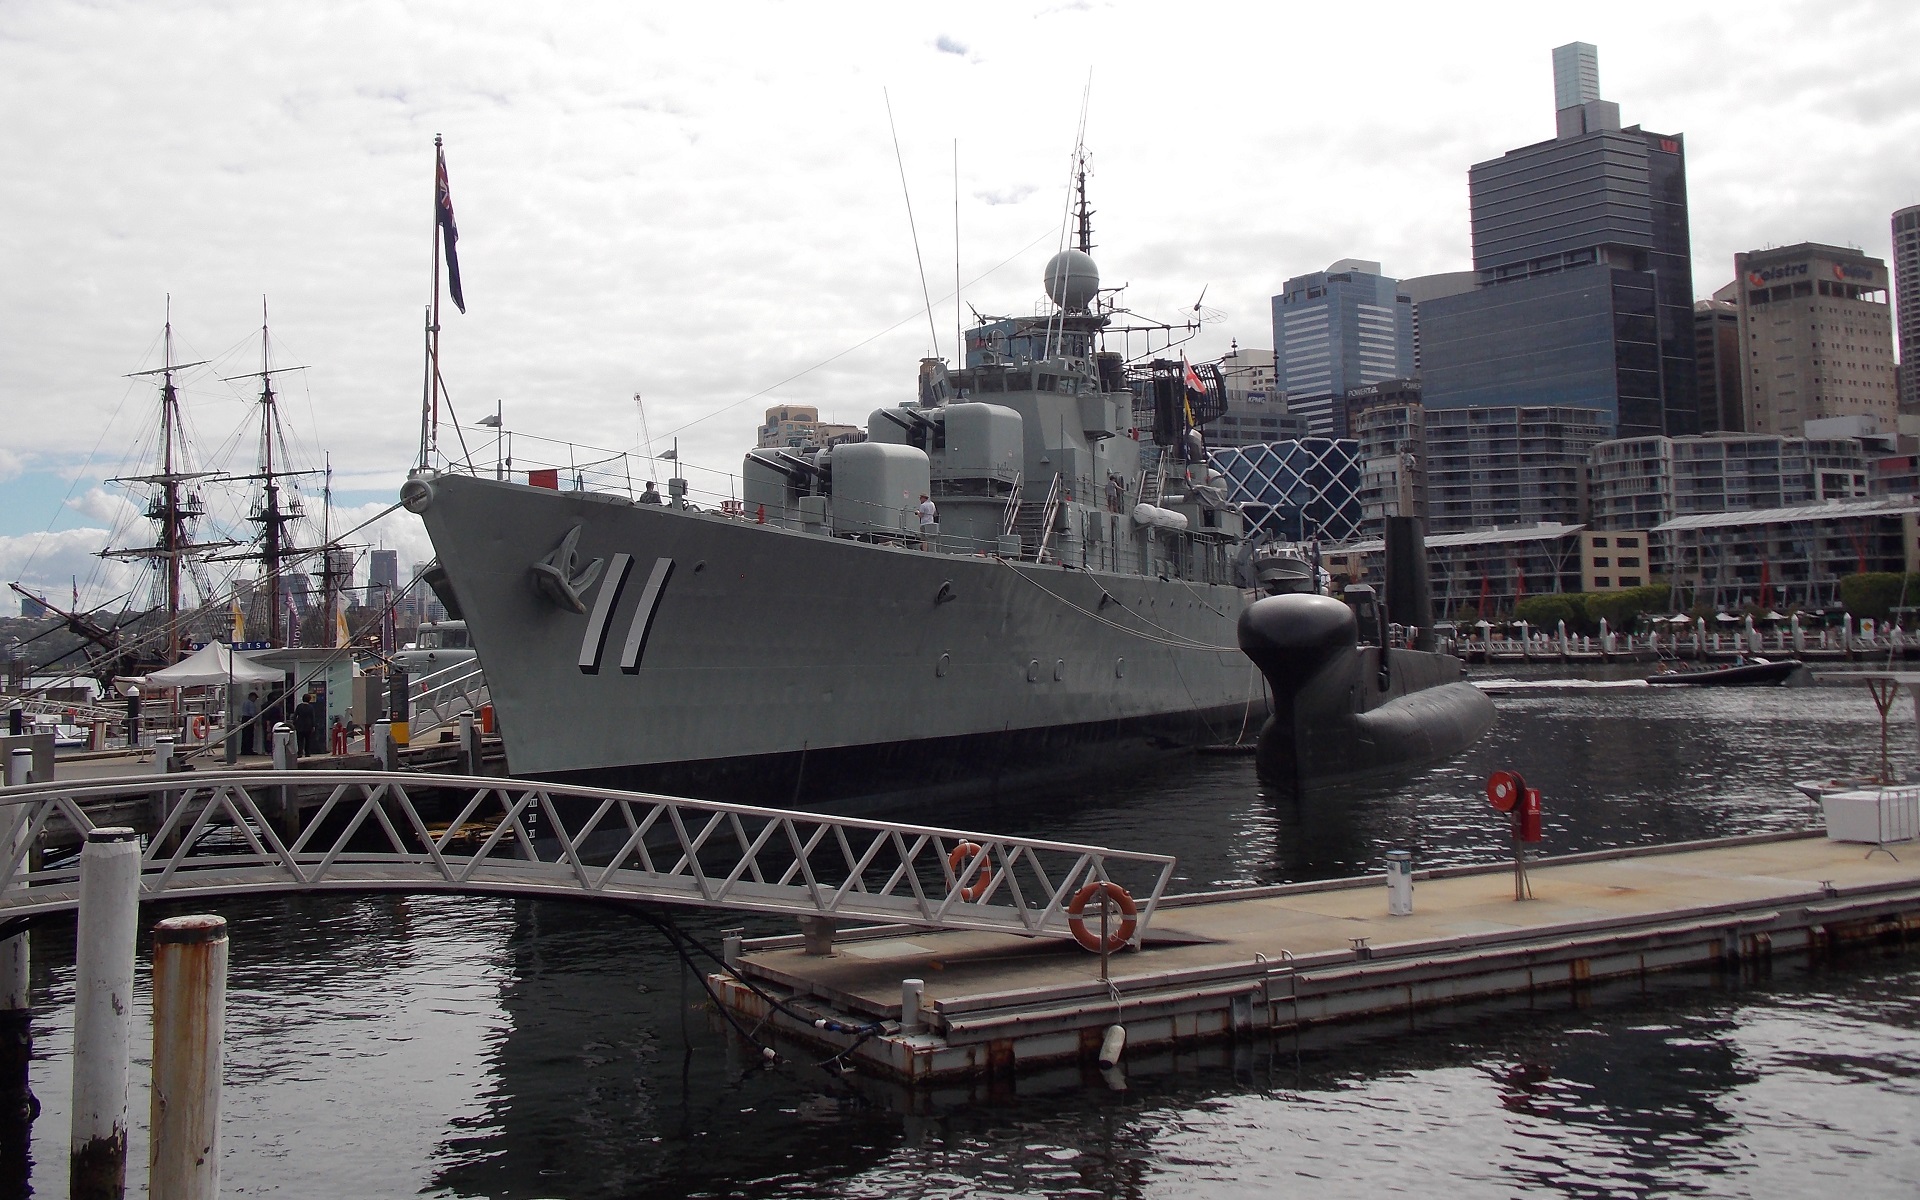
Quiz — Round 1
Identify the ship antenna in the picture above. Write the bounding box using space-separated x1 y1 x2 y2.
954 138 963 372
884 89 942 362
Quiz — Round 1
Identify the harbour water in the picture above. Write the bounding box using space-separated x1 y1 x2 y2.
16 675 1920 1197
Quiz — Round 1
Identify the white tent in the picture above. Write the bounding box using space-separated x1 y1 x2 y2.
141 643 283 689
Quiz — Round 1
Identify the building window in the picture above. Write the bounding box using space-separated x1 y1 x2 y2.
1621 576 1642 587
1593 557 1610 567
1595 577 1611 588
1592 536 1609 547
1618 537 1639 547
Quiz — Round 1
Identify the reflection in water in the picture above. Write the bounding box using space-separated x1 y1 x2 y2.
12 681 1920 1196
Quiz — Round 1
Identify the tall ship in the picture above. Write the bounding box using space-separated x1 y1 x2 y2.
403 172 1277 811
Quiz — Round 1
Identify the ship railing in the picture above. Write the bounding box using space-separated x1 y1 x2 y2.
1033 472 1064 562
0 771 1177 947
407 662 490 738
1001 473 1023 537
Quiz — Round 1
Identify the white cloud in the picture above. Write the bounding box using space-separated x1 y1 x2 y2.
0 528 145 612
0 0 1914 528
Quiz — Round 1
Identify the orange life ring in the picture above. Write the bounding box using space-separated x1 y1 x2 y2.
1066 880 1138 954
189 714 210 741
947 841 994 902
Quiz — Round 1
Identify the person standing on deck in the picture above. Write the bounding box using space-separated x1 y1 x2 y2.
917 493 937 550
292 693 318 757
240 690 260 756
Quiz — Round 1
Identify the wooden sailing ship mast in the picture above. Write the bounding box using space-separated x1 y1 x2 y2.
101 304 234 666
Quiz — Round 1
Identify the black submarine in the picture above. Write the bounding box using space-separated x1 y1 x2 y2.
1238 516 1495 792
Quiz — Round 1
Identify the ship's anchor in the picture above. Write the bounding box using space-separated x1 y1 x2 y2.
530 525 605 614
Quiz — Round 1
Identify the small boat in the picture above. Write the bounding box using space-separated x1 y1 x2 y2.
1646 658 1805 687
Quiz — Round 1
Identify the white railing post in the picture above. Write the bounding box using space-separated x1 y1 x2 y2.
148 915 227 1200
0 751 34 1189
71 827 140 1200
373 719 395 772
459 710 478 776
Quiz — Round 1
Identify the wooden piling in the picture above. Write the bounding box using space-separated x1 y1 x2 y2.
149 916 227 1200
71 829 140 1200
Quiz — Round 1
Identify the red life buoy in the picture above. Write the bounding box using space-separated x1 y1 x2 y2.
947 841 994 902
189 714 210 741
1066 881 1138 954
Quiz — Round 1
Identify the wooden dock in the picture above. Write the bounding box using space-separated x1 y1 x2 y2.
713 830 1920 1087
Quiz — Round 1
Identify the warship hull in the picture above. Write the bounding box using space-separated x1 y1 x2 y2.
406 473 1264 813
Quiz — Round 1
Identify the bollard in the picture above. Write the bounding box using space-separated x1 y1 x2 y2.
458 710 478 776
0 750 35 1194
372 719 394 772
900 978 925 1034
798 915 836 957
1385 850 1414 916
71 828 140 1200
153 736 175 775
149 916 227 1200
270 724 298 844
124 691 141 750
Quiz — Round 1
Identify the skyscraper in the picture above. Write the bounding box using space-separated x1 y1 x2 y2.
1734 243 1896 435
1894 204 1920 411
1270 260 1413 438
1419 42 1698 439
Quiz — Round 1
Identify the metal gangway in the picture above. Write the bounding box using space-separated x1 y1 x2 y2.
407 661 490 739
0 771 1174 946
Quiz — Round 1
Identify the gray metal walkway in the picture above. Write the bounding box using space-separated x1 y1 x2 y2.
0 771 1174 944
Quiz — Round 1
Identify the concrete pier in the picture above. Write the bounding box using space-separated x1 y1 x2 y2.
713 831 1920 1086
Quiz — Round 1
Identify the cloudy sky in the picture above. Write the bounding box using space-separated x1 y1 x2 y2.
2 0 1915 609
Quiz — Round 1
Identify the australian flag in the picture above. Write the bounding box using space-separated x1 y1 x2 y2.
437 144 466 313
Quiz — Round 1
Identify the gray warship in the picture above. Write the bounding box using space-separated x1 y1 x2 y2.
402 179 1491 811
403 210 1272 811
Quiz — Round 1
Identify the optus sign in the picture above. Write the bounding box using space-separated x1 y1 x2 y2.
1833 262 1876 282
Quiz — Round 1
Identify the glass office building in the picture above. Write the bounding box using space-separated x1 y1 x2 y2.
1271 261 1413 438
1419 44 1698 439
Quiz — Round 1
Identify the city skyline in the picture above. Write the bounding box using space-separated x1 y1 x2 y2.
1 1 1915 608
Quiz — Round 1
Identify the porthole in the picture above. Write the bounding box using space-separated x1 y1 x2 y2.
1115 657 1126 679
1053 659 1065 681
1027 659 1041 682
937 652 951 677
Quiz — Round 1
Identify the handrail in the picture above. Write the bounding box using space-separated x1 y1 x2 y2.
1034 472 1064 563
408 662 489 738
1001 472 1024 538
0 771 1176 946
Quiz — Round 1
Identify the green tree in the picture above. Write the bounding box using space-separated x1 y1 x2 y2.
1838 573 1920 622
1513 593 1586 632
1585 583 1672 631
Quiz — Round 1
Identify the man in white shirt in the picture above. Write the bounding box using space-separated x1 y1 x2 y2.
917 494 937 549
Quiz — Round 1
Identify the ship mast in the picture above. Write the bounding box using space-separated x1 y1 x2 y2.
108 301 217 665
219 299 311 648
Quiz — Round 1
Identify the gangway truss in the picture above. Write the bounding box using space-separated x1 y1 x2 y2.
0 771 1175 946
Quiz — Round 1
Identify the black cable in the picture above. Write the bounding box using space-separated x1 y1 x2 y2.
622 906 887 1078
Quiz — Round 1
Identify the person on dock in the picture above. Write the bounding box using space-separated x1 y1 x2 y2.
240 690 260 756
292 693 318 757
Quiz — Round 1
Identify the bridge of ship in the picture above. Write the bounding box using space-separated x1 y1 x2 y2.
0 772 1173 947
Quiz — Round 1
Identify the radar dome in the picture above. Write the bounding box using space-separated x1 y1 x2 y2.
1042 249 1100 312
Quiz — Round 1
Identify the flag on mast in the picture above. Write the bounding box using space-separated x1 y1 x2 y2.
437 143 466 314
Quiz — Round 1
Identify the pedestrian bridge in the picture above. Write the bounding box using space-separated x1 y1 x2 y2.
0 771 1174 947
